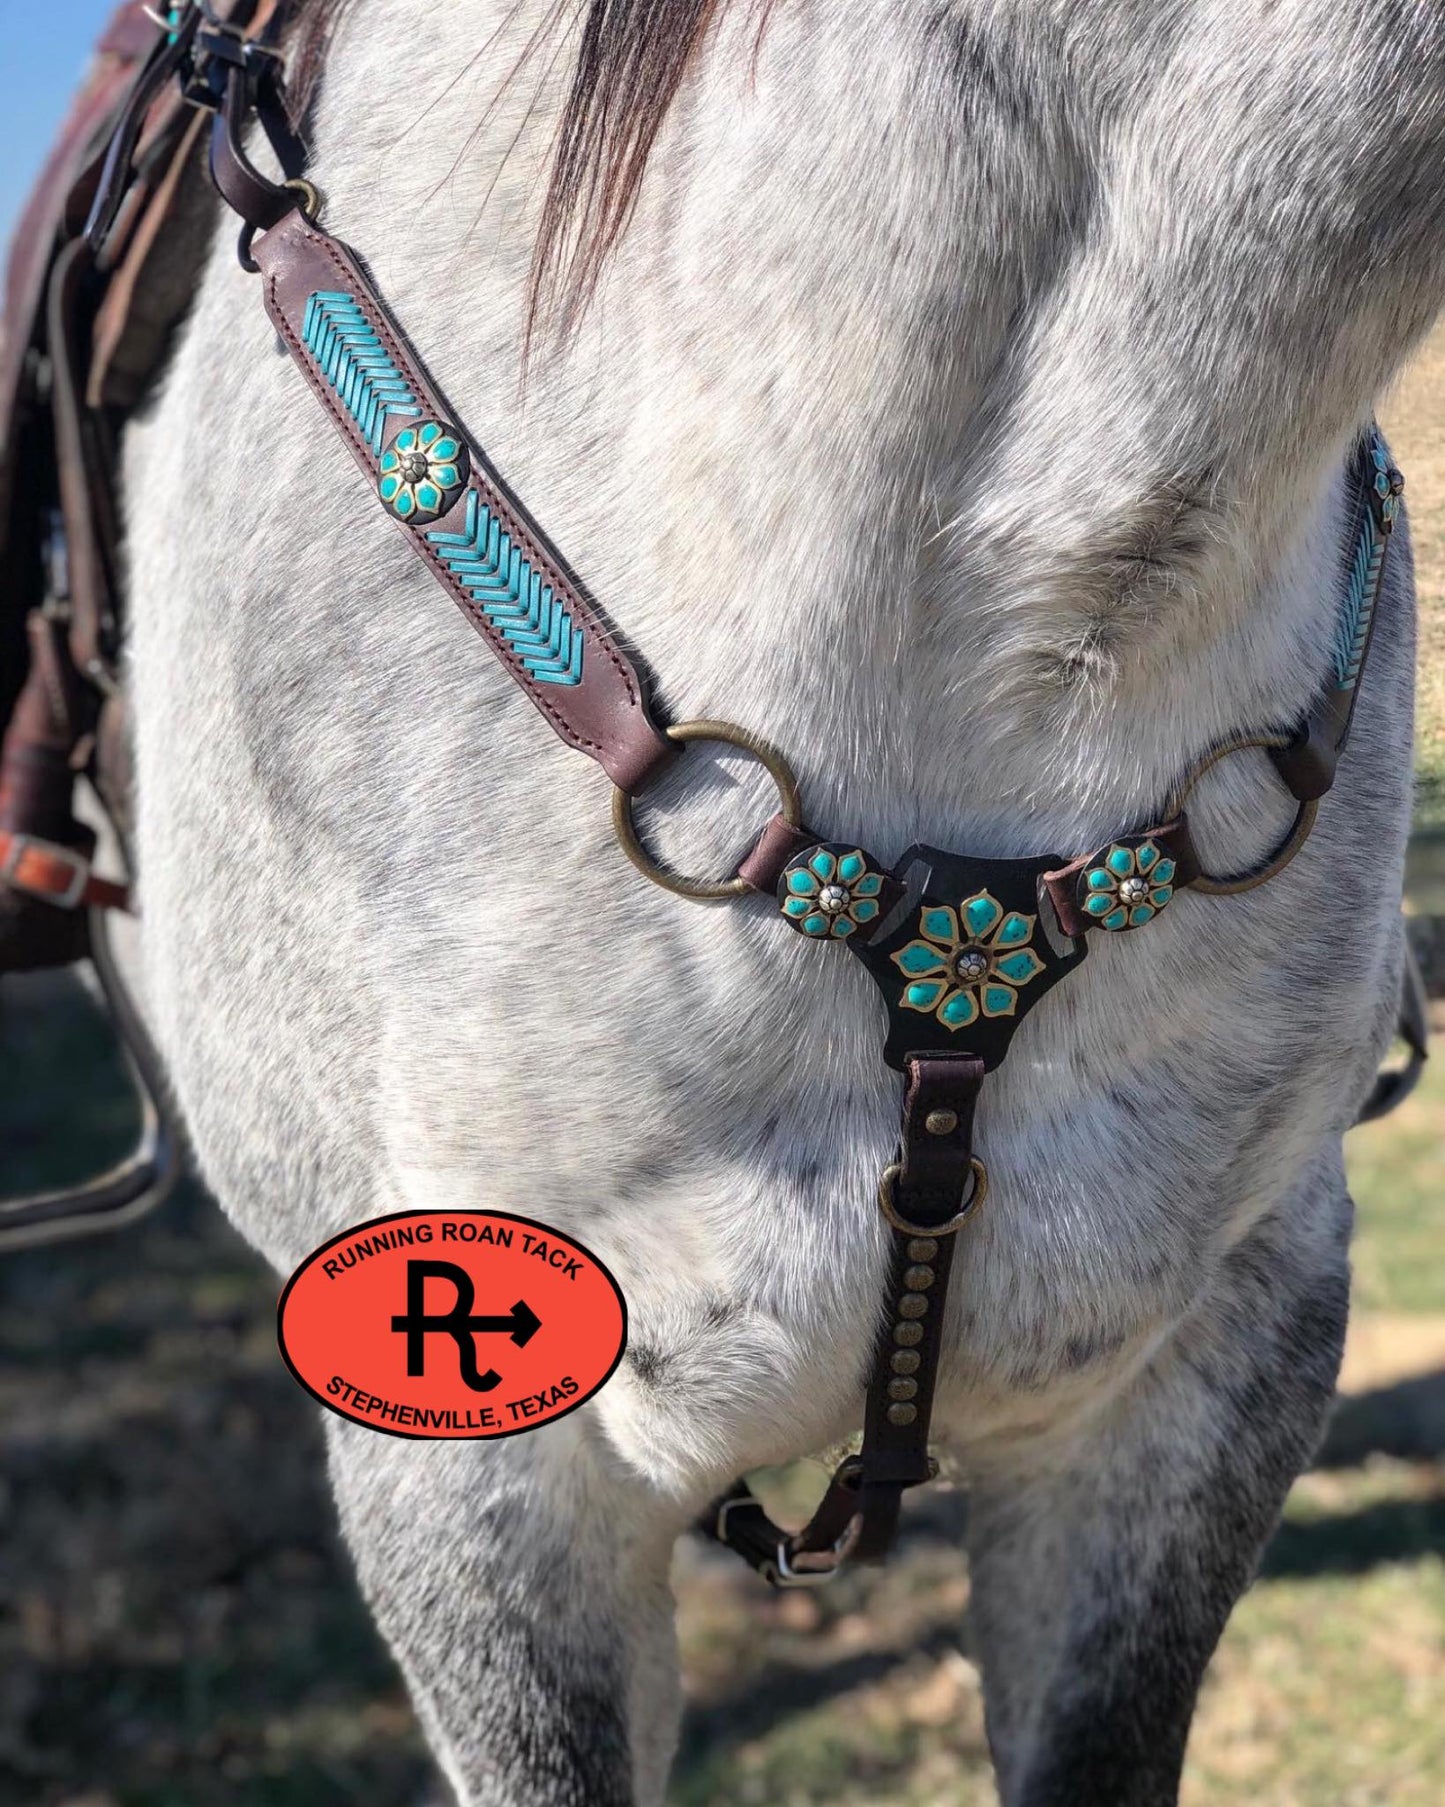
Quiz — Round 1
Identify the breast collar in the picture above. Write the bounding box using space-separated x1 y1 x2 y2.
7 4 1409 1585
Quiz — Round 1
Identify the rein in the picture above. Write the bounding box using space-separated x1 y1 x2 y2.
0 2 1426 1579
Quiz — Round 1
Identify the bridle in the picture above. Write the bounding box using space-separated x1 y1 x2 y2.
0 1 1428 1582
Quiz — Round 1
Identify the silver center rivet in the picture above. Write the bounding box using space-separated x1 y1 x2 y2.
1119 875 1150 904
817 883 850 914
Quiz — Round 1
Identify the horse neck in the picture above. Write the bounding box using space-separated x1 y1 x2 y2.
298 0 1445 851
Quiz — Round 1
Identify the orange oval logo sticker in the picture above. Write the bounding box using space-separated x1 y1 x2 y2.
277 1210 627 1438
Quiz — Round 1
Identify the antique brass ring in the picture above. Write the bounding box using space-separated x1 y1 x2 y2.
283 178 323 221
612 719 803 902
1167 733 1321 896
878 1158 988 1237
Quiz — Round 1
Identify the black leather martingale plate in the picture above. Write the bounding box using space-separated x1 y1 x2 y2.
847 845 1089 1072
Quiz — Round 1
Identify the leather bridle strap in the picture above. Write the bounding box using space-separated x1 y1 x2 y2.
243 210 676 794
702 1054 985 1583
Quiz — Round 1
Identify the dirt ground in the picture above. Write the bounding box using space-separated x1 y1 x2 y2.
1 345 1442 1807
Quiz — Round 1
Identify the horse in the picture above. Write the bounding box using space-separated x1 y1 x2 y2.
110 1 1442 1800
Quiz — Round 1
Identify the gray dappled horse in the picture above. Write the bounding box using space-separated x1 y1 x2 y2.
117 2 1441 1802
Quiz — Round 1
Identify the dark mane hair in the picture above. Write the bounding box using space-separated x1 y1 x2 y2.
534 1 733 328
290 1 747 332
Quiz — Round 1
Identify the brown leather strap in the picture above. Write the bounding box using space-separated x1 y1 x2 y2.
735 812 819 893
0 832 130 914
1270 432 1403 803
704 1053 984 1583
248 211 675 792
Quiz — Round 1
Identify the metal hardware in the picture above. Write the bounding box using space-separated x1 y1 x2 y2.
283 177 322 221
878 1157 987 1236
763 1540 849 1588
612 719 803 901
924 1108 958 1135
1 836 89 909
1167 733 1321 894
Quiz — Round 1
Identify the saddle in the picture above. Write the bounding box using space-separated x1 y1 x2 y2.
0 0 309 1246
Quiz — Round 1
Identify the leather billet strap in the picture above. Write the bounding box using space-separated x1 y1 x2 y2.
249 212 675 794
703 1053 983 1584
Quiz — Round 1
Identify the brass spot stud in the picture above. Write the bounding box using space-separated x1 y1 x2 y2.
898 1294 928 1320
893 1321 923 1347
924 1108 959 1136
888 1377 918 1402
904 1265 935 1291
887 1402 918 1426
907 1238 939 1262
891 1349 921 1375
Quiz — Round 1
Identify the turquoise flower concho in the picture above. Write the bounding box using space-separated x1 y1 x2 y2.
1076 839 1176 932
378 422 469 526
778 846 889 940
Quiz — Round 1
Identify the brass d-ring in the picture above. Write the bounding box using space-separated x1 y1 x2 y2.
612 720 803 902
283 178 323 221
1167 733 1321 896
878 1158 988 1237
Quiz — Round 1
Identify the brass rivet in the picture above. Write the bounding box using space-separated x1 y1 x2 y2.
907 1238 939 1262
891 1349 921 1375
924 1108 959 1136
903 1264 935 1291
893 1322 923 1347
887 1402 918 1426
888 1377 918 1402
898 1294 928 1320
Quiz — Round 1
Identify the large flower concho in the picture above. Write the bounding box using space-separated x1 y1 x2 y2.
378 422 469 525
1078 840 1175 932
891 891 1044 1031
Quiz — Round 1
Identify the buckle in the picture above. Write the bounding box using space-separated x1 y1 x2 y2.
1 836 90 909
763 1543 843 1589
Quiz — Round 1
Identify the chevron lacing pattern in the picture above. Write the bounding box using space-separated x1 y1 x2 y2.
1333 508 1383 690
427 490 584 687
302 290 421 457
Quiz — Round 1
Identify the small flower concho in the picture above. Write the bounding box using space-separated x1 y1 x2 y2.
1370 436 1404 529
892 891 1044 1030
1078 840 1176 932
378 422 469 525
779 848 886 939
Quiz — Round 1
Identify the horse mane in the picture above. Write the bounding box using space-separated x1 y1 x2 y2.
290 1 747 332
533 1 735 329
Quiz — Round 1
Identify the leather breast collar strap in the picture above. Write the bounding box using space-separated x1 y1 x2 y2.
7 9 1416 1581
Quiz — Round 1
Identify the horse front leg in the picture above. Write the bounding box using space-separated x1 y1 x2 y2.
325 1417 685 1807
963 1180 1350 1807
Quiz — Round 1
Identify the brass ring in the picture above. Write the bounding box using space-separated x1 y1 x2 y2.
612 720 803 902
283 178 323 221
1167 733 1321 896
878 1158 987 1237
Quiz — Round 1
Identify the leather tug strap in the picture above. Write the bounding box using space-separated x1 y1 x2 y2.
702 1054 985 1583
